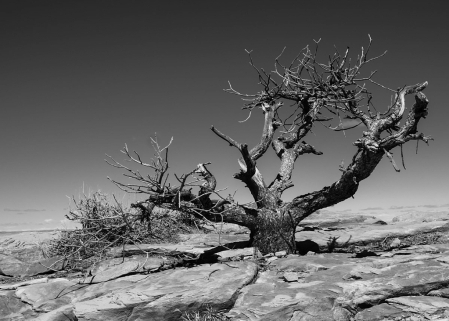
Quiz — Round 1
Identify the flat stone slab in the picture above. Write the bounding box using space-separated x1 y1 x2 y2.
0 254 66 277
90 255 164 274
16 278 75 306
0 289 39 320
3 261 257 320
73 261 258 321
0 277 49 291
217 247 261 261
386 296 449 317
82 256 165 284
108 233 250 258
34 304 76 321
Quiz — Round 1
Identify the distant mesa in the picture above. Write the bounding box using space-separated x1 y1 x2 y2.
4 208 46 213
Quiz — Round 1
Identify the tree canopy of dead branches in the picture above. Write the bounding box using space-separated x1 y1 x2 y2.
105 36 431 254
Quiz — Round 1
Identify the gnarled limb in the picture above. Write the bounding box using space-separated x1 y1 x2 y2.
285 148 385 223
211 101 282 207
211 126 257 183
249 102 283 160
194 163 217 209
380 90 431 149
186 201 258 231
371 82 428 137
268 99 324 197
269 140 322 196
285 85 430 224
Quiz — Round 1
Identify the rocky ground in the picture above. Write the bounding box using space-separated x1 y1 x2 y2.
1 210 449 321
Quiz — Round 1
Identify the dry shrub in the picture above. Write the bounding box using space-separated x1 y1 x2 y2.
47 192 200 270
182 306 230 321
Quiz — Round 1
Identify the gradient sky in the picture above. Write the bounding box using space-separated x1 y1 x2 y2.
1 1 448 231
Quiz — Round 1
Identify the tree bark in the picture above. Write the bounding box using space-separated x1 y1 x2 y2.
285 148 384 222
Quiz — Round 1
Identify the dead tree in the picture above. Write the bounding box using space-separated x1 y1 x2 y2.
107 37 431 254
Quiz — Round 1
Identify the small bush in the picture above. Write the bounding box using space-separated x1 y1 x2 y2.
181 306 230 321
47 192 201 270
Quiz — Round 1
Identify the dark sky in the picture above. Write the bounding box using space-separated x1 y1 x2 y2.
1 0 448 230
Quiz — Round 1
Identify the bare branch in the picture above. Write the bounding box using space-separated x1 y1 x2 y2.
211 125 242 149
368 79 397 93
383 149 400 172
210 125 257 181
238 110 252 123
249 102 282 160
380 88 430 150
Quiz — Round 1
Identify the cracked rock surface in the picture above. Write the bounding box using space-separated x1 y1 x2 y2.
2 210 449 320
229 245 449 320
